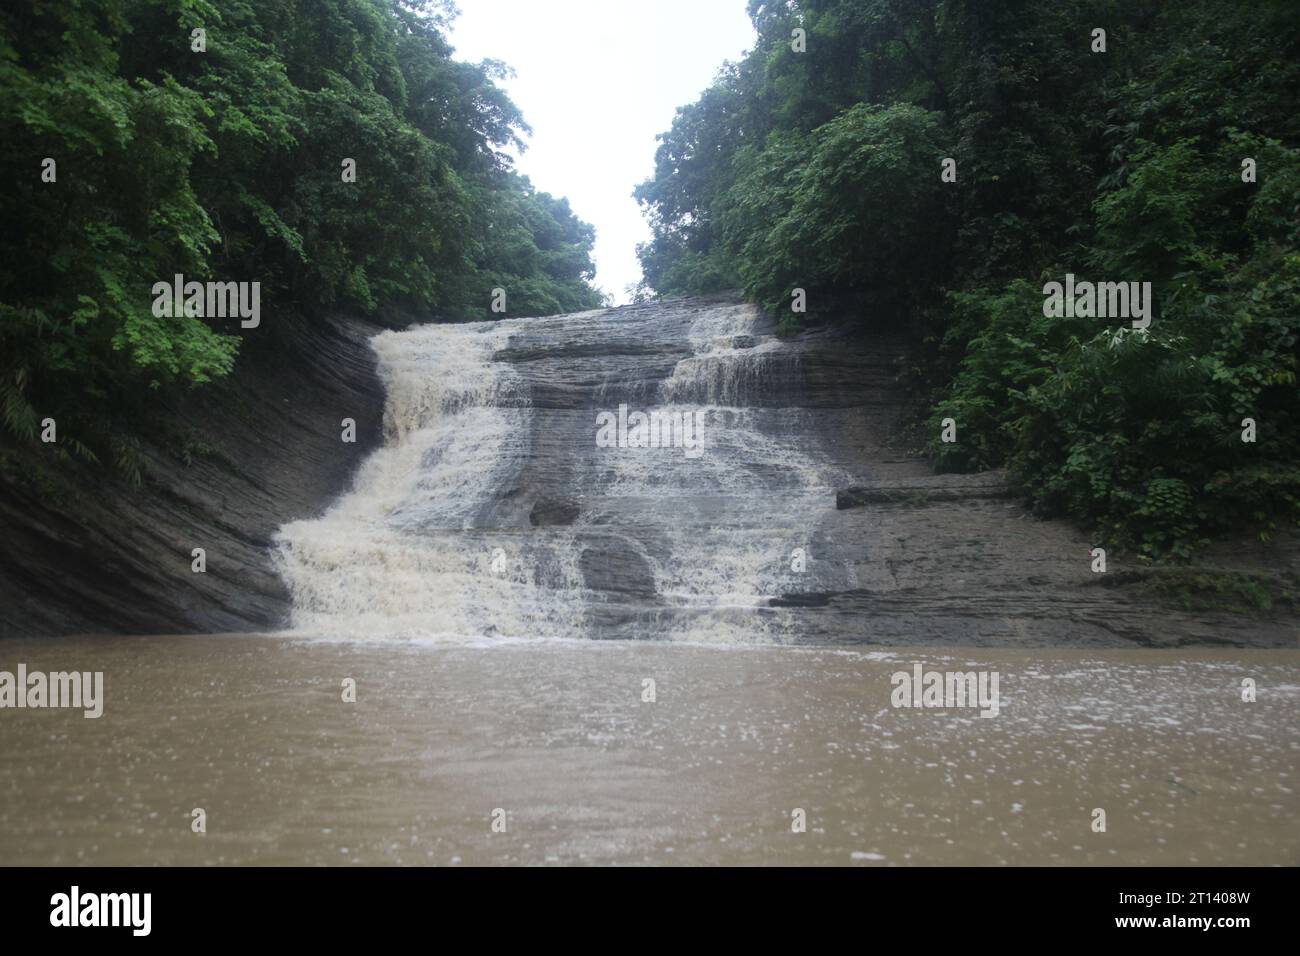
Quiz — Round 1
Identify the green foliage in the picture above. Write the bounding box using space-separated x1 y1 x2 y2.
638 0 1300 558
721 103 949 316
1097 567 1298 615
0 0 601 475
929 279 1062 474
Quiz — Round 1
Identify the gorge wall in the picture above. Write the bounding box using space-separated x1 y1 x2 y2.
2 297 1294 645
0 313 385 637
273 297 1296 647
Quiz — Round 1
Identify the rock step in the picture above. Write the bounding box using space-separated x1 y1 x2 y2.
837 472 1016 508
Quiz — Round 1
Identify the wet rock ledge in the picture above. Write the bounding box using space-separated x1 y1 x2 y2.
0 313 385 638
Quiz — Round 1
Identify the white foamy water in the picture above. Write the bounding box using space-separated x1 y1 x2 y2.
275 321 584 640
273 303 852 643
658 302 793 406
8 305 1295 868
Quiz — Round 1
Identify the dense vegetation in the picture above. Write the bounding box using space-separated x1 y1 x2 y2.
1 0 602 472
636 0 1300 558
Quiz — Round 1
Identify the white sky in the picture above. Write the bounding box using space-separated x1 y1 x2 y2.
449 0 755 304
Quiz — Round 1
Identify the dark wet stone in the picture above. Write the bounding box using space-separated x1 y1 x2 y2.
529 497 580 526
5 294 1296 648
578 538 657 598
0 314 385 637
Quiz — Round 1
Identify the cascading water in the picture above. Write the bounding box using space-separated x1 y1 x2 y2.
274 300 859 642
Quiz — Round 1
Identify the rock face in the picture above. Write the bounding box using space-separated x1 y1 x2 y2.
271 296 1297 647
4 296 1294 644
0 313 385 637
529 497 581 527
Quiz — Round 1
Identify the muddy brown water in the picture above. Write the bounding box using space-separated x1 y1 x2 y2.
4 304 1296 865
1 635 1295 866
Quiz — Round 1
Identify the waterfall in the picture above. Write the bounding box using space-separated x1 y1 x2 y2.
274 300 857 642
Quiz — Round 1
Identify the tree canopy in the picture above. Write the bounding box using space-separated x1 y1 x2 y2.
1 0 603 469
635 0 1300 558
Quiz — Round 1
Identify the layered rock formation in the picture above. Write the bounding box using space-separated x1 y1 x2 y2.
3 296 1294 643
272 296 1297 647
0 313 384 637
